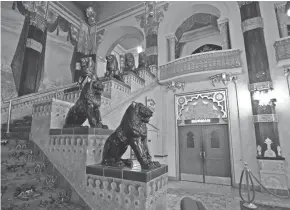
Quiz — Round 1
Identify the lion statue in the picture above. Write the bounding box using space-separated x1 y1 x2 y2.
137 52 148 71
63 79 108 129
104 55 123 82
124 53 138 74
101 101 161 170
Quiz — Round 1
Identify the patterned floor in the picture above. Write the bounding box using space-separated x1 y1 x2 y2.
166 181 290 210
1 139 89 210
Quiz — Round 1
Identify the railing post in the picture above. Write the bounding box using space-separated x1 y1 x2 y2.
6 100 12 134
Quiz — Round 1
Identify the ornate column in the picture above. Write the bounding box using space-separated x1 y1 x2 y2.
239 2 284 159
166 34 176 61
11 2 49 97
217 18 231 49
136 2 169 76
274 2 288 38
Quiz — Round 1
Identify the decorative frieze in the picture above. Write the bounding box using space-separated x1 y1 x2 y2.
253 114 278 123
238 1 255 8
241 17 264 33
248 81 273 91
159 49 242 81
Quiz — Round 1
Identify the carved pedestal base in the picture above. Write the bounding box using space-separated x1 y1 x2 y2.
86 163 168 210
258 159 290 196
123 71 145 93
103 78 131 103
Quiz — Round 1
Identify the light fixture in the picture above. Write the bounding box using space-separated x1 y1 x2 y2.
252 89 276 106
137 46 143 54
285 1 290 17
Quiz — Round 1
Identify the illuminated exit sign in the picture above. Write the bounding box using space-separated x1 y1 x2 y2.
184 118 219 124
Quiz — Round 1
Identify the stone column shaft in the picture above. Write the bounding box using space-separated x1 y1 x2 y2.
166 35 176 61
218 18 231 49
275 3 288 38
239 1 283 159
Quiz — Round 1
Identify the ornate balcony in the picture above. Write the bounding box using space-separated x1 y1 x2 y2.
274 37 290 67
158 49 242 83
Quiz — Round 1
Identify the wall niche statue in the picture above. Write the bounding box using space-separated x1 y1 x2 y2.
123 53 138 75
101 101 161 169
63 78 108 129
104 54 123 82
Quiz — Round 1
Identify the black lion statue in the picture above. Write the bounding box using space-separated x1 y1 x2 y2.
124 53 138 75
104 55 123 82
101 101 161 170
63 79 108 129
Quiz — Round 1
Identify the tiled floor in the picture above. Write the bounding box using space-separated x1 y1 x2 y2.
167 181 290 210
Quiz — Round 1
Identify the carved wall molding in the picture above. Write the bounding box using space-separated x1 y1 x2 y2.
253 114 278 123
248 81 273 92
175 90 228 122
241 17 264 33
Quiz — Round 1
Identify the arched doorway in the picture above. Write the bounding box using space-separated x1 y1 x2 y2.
176 90 231 185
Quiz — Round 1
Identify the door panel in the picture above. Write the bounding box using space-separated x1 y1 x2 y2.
202 125 231 184
179 125 203 182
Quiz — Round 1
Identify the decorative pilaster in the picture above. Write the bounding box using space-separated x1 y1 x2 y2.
136 2 169 76
275 2 288 38
166 34 176 61
239 2 284 159
217 18 231 49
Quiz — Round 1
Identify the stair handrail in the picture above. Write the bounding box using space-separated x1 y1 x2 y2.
1 82 78 108
239 162 290 209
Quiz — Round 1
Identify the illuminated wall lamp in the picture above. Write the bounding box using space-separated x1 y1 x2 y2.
252 89 277 106
285 1 290 17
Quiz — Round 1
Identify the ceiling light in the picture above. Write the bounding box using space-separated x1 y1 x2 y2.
137 46 143 53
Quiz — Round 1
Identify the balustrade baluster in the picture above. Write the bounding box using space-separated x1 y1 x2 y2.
6 100 12 134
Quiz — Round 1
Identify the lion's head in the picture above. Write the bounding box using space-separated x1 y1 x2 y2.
91 79 105 95
106 55 119 72
124 53 135 71
124 101 153 124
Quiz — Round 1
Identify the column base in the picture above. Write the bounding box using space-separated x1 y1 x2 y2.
86 163 168 210
257 159 290 196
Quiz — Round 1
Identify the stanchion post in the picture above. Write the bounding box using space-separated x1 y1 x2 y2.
6 100 12 134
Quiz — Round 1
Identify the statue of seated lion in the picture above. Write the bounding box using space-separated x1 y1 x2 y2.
104 55 123 82
63 79 108 129
101 101 161 170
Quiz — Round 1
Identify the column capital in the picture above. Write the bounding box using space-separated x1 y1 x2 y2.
238 1 256 8
166 34 177 41
217 17 229 25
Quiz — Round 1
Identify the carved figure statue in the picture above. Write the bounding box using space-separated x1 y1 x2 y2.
77 56 97 88
101 101 161 169
63 79 108 129
104 55 123 82
124 53 137 74
137 52 148 71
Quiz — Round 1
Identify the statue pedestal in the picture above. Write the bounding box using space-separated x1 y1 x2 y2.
258 159 289 196
123 71 145 92
139 69 156 86
86 163 168 210
103 78 131 102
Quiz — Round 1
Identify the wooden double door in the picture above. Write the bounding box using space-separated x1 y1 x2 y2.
179 124 231 185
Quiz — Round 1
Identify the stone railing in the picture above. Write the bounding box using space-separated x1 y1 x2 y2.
102 78 131 102
123 71 145 93
138 69 156 86
158 49 242 81
274 36 290 67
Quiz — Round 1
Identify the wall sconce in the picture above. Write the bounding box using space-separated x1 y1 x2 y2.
285 1 290 17
164 81 185 92
210 73 238 87
252 89 277 106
